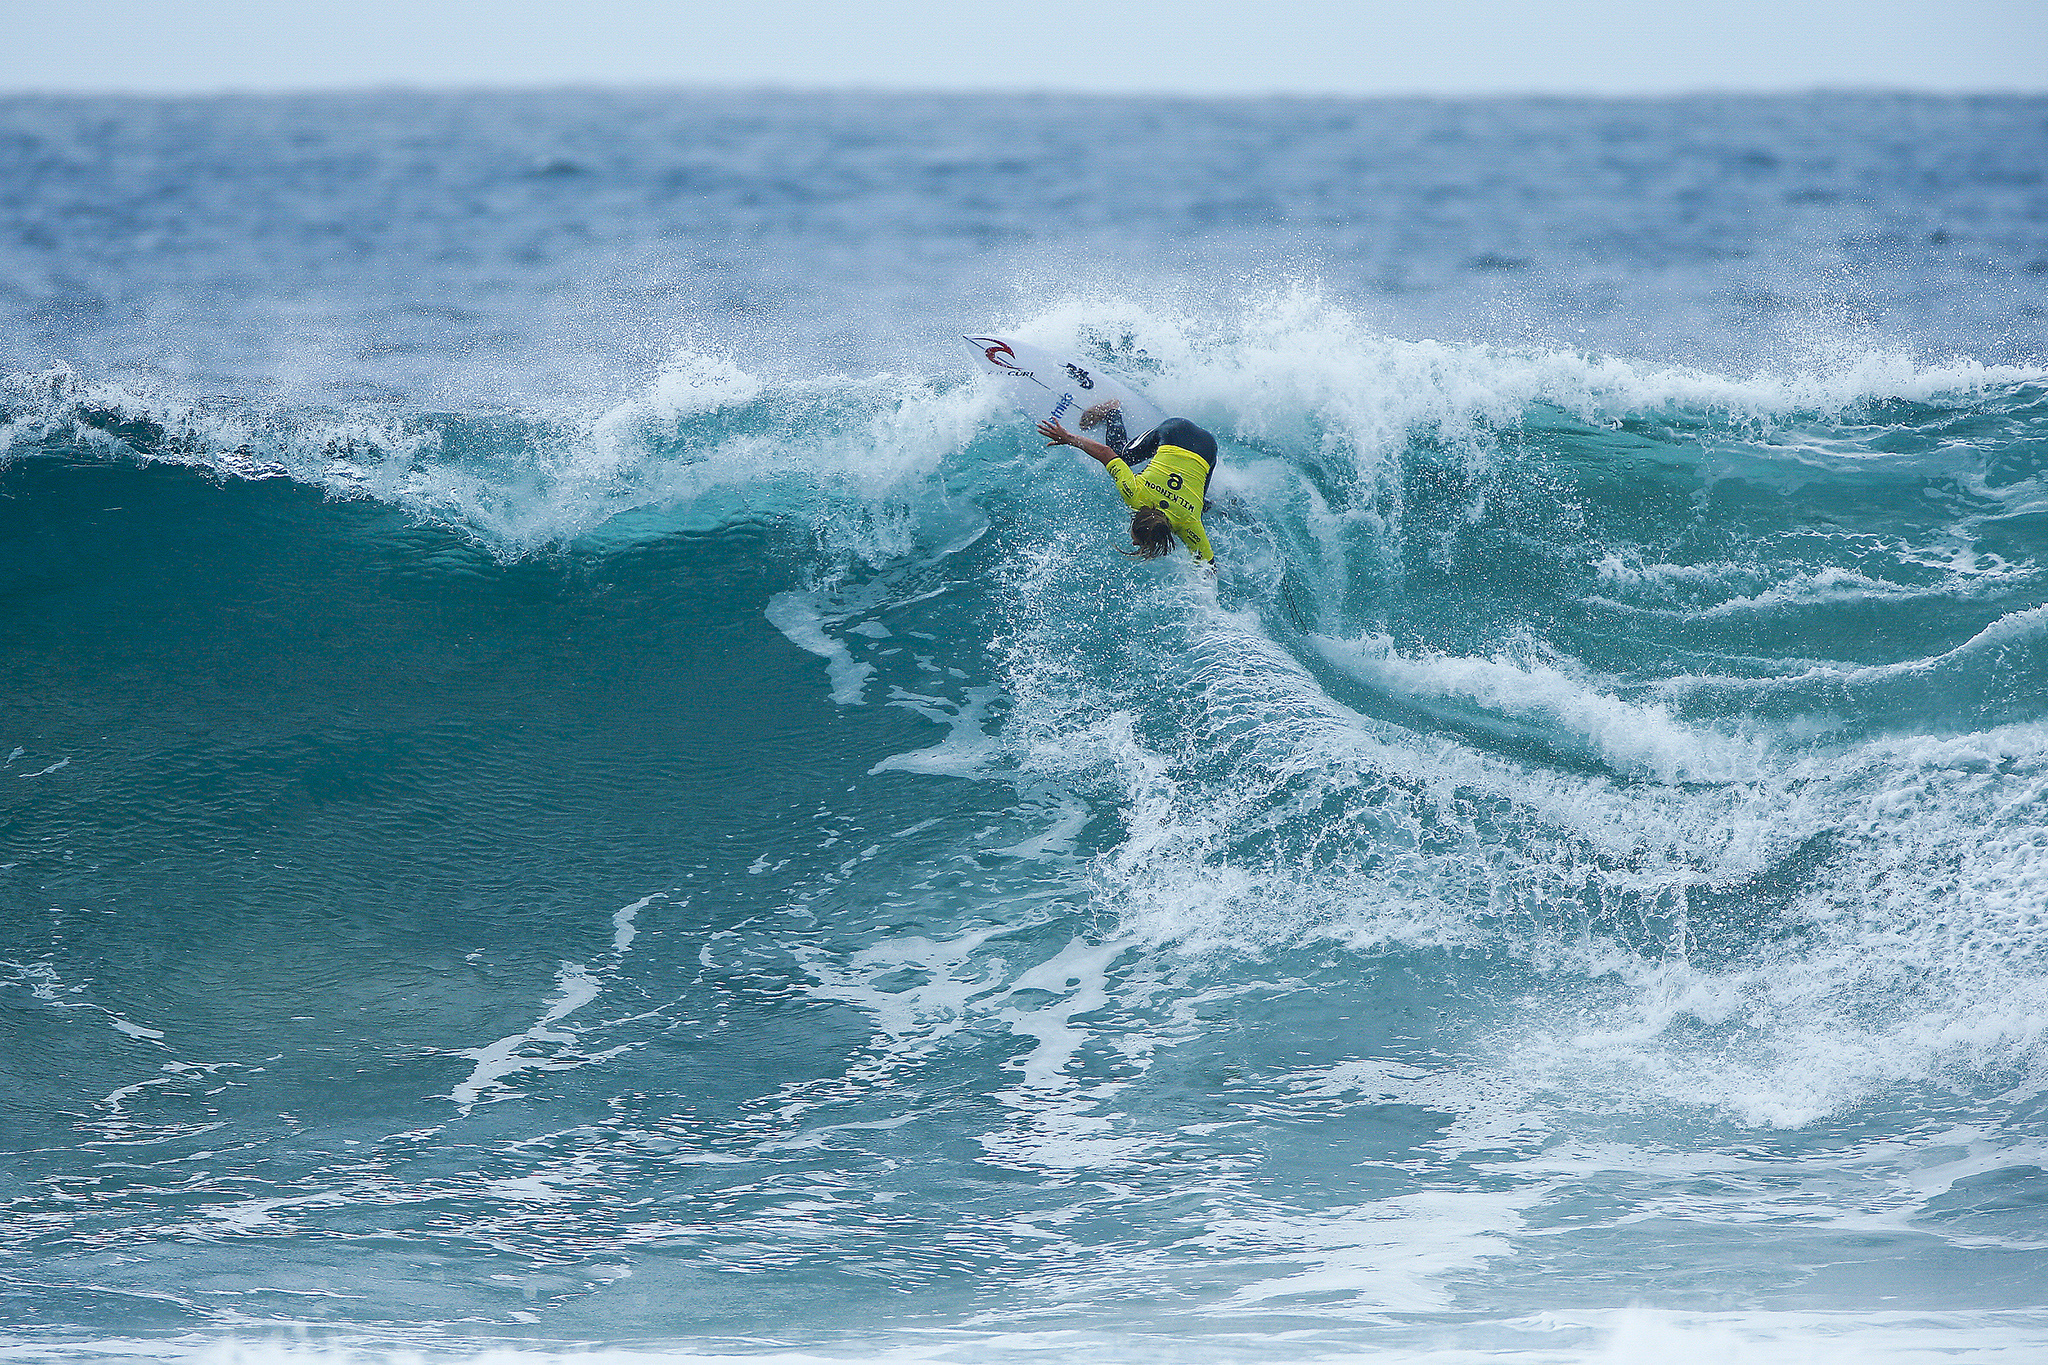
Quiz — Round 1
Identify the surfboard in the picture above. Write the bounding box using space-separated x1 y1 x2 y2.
963 336 1166 452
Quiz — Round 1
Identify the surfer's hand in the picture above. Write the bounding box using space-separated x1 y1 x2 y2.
1040 422 1122 466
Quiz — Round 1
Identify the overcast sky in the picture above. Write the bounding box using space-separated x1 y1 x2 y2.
6 0 2043 97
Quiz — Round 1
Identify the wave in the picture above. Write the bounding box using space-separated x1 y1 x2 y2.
7 294 2043 556
9 293 2048 1137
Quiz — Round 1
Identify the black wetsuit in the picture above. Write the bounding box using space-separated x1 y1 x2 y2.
1121 417 1218 471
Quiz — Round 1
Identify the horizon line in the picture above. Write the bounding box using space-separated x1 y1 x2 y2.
3 78 2045 102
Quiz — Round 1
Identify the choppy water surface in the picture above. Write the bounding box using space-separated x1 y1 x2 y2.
3 90 2047 1365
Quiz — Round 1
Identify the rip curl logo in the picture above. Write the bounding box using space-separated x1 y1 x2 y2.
972 337 1023 371
966 336 1053 391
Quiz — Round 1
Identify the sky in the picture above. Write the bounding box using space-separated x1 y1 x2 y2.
4 0 2043 97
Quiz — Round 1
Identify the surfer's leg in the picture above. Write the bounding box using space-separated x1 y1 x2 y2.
1102 409 1129 455
1081 400 1131 456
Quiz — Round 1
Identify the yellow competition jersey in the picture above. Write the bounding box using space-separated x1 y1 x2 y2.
1107 444 1214 562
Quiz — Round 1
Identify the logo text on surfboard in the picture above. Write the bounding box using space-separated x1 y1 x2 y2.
966 336 1054 390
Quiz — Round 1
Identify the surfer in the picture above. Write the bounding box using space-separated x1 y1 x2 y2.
1037 408 1218 565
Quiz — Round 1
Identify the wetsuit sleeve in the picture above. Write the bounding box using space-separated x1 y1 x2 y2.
1181 520 1215 564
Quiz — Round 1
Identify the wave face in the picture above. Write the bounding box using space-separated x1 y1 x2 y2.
5 92 2048 1365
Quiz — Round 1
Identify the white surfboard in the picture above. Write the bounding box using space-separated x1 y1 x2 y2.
963 335 1167 453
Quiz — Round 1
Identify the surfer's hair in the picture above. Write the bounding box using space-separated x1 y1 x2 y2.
1125 507 1176 558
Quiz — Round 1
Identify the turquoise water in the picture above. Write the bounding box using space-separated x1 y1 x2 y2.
4 91 2048 1364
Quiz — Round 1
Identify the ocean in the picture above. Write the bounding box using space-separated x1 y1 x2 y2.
3 88 2047 1365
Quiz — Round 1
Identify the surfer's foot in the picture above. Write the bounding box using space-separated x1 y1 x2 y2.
1079 399 1122 429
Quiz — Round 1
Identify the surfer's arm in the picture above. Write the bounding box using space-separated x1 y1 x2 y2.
1038 418 1124 467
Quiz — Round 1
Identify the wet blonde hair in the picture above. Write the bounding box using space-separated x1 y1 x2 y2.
1124 506 1175 558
